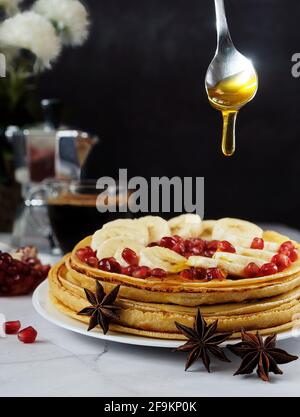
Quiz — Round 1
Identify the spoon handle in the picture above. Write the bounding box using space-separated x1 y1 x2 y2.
214 0 232 50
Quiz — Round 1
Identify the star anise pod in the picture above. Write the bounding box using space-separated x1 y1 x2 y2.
227 329 298 382
78 281 121 334
175 309 232 372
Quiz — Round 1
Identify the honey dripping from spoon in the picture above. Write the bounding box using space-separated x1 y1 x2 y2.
207 69 258 156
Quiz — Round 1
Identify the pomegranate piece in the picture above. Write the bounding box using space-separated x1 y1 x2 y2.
121 265 135 276
244 262 260 278
260 262 278 276
98 257 121 273
0 249 50 296
279 241 295 253
205 268 226 281
251 237 264 250
218 241 236 253
207 240 219 251
180 268 205 280
172 242 186 255
5 320 21 334
272 253 291 271
151 268 167 278
18 326 37 344
160 236 177 249
122 248 139 266
289 248 298 262
86 256 99 268
132 266 151 279
76 247 96 263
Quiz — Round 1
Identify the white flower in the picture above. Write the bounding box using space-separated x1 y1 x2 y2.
0 11 61 68
0 0 23 16
33 0 89 46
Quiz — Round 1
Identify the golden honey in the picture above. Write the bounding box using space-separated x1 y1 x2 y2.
207 70 258 156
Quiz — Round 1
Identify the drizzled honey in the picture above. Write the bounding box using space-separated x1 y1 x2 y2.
207 69 258 156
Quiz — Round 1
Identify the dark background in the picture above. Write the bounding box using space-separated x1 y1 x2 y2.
39 0 300 227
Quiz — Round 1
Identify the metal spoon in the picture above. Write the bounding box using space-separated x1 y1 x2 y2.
205 0 258 156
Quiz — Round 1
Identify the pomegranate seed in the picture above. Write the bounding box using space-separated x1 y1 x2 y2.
272 253 291 271
260 262 278 276
5 320 21 334
205 268 226 281
218 241 236 253
207 240 219 251
98 257 121 273
122 248 139 266
180 268 205 280
132 266 151 279
251 237 264 250
121 265 135 276
279 241 295 253
86 256 99 268
289 248 298 262
18 326 37 344
172 242 185 255
160 236 177 249
202 249 215 258
151 268 167 278
76 247 96 262
244 262 260 278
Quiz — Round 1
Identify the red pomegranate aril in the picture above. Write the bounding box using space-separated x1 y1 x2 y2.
18 326 37 344
151 268 167 278
180 269 195 280
98 257 121 273
279 241 295 253
160 236 177 249
205 268 226 281
260 262 278 276
244 262 260 278
172 242 186 255
122 248 139 266
289 248 298 262
86 256 99 268
251 237 264 250
272 253 291 271
76 247 95 262
207 240 219 251
132 266 151 279
218 241 236 253
203 249 215 258
5 320 21 334
121 265 135 276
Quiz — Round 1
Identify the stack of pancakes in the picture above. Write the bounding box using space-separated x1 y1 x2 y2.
48 219 300 339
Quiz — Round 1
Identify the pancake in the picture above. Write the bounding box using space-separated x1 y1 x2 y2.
49 257 300 338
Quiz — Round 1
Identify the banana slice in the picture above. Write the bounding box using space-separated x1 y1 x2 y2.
213 252 265 276
168 214 203 238
91 221 149 250
139 246 186 273
224 235 279 251
200 220 216 240
235 246 275 262
96 237 144 262
212 218 263 241
186 256 218 269
137 216 170 243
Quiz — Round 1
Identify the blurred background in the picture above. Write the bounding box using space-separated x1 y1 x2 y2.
1 0 300 244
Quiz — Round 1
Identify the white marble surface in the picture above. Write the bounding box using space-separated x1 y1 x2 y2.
1 228 300 397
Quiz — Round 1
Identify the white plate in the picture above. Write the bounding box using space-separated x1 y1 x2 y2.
32 280 300 348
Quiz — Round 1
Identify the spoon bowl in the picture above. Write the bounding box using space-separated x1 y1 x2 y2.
205 0 258 155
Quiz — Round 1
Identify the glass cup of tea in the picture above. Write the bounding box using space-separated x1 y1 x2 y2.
25 179 132 253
